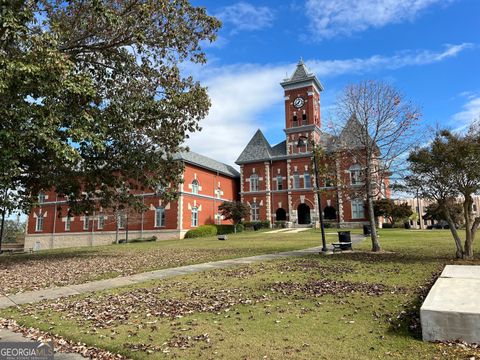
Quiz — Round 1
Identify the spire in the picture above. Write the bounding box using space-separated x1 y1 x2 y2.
280 58 324 92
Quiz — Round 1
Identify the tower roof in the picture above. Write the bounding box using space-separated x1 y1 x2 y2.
235 129 273 164
280 59 324 92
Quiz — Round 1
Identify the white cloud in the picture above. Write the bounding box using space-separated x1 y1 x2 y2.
452 95 480 127
216 2 275 32
185 44 472 166
305 0 453 39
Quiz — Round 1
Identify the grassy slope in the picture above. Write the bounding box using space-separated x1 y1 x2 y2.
2 229 480 359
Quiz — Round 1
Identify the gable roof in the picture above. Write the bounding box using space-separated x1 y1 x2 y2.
337 116 374 150
174 151 240 178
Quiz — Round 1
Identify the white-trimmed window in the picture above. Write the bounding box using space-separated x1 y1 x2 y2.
351 199 365 219
35 215 44 232
155 207 165 227
349 164 364 185
65 216 71 231
98 214 105 230
216 187 221 199
191 207 199 227
304 172 311 188
38 192 46 204
191 180 199 194
293 172 300 189
216 213 222 225
276 175 283 190
250 174 259 192
118 213 126 229
250 202 259 221
83 216 89 231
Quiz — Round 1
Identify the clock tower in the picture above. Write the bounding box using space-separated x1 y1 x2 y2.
280 59 324 155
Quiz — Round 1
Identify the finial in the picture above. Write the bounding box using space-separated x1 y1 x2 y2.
299 57 304 64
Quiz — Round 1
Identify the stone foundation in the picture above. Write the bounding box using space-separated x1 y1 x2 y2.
25 229 184 251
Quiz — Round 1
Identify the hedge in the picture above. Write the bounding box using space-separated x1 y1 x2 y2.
184 225 217 238
215 224 244 234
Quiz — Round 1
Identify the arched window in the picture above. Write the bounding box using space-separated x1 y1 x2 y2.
191 180 199 194
250 174 259 192
250 202 259 221
155 207 165 227
304 172 311 188
191 207 198 227
349 164 364 185
293 172 300 189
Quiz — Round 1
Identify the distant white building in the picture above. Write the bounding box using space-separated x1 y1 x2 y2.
395 196 480 229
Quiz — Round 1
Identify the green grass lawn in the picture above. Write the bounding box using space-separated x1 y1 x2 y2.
0 229 341 295
2 229 480 359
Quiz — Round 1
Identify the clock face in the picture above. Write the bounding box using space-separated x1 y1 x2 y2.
293 97 305 109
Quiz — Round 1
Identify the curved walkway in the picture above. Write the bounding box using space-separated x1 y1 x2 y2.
0 234 365 310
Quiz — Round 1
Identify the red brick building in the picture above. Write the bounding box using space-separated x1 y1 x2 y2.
25 152 239 249
25 60 389 249
236 60 387 227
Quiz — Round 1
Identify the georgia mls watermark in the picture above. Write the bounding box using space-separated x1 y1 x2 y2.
0 342 54 360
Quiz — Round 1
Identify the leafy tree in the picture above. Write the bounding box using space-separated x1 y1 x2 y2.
406 126 480 259
335 81 420 252
373 199 413 225
1 0 220 215
218 201 250 233
424 200 464 227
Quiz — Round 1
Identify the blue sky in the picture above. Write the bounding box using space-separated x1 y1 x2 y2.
185 0 480 166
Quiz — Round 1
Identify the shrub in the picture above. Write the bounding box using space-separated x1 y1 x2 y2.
243 220 270 230
214 224 244 234
382 223 393 229
274 221 287 228
184 225 217 238
323 222 333 229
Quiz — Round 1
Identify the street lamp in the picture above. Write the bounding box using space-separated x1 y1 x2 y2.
297 136 328 253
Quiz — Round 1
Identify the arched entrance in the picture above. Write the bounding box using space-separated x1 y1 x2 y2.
276 208 287 221
324 206 337 220
297 203 311 224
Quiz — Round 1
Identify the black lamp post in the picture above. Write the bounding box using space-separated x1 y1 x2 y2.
297 137 328 253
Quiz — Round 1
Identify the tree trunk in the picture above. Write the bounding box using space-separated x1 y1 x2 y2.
463 197 474 259
445 211 464 259
365 160 381 252
367 195 381 252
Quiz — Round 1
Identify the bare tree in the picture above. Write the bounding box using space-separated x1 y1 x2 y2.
335 81 420 252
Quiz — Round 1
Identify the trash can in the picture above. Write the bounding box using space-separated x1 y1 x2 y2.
338 231 352 250
363 224 371 235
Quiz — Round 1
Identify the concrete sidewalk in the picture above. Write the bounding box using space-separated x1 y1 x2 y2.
0 327 84 360
0 234 365 310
